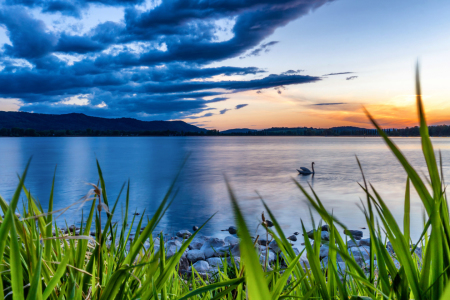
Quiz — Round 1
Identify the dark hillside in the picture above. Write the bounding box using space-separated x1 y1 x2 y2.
0 112 205 132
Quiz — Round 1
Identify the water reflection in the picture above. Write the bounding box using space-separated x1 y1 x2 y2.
0 136 445 245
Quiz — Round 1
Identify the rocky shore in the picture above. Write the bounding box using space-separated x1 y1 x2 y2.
135 226 423 278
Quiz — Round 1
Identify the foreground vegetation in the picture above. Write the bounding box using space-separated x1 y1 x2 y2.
1 67 450 299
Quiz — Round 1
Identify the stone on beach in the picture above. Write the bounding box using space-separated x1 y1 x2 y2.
348 245 372 261
176 230 192 239
207 257 224 269
222 226 237 234
269 240 281 253
287 234 297 242
186 249 205 263
225 236 239 246
260 250 276 264
165 240 183 258
190 260 210 273
200 238 226 258
343 229 363 240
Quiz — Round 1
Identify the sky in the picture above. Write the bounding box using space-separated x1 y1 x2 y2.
0 0 449 130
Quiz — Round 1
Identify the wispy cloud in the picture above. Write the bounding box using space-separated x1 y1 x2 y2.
313 102 346 106
240 41 279 59
282 69 304 75
220 108 231 114
323 72 354 76
235 104 248 110
346 76 358 80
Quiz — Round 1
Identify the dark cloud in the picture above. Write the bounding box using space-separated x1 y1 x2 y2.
346 76 358 80
0 0 332 120
274 86 286 94
235 104 248 110
220 109 231 115
313 102 346 105
282 69 304 75
323 72 354 76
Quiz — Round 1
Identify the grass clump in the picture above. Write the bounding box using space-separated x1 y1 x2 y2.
1 65 450 299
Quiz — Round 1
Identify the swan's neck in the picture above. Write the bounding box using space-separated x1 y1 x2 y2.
312 163 315 173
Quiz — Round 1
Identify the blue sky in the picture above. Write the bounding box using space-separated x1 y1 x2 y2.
0 0 449 130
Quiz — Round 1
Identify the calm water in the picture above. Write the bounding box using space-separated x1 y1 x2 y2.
0 136 447 245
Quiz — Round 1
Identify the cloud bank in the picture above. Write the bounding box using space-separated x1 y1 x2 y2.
0 0 332 120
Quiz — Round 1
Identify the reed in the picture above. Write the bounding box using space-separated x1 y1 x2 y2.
0 65 449 299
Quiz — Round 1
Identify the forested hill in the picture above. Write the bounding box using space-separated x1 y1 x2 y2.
0 112 206 133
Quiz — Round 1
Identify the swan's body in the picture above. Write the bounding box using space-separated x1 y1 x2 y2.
297 162 315 175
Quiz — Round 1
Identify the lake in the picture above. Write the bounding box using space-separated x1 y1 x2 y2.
0 136 446 245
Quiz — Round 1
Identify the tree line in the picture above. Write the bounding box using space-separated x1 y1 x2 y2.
2 125 450 137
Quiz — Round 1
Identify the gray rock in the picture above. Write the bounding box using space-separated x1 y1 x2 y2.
260 250 276 264
321 231 330 241
212 245 233 257
349 246 372 261
258 238 269 246
319 244 329 258
386 242 394 254
336 262 346 272
189 237 206 250
413 246 422 258
363 259 378 271
347 239 360 248
359 238 370 246
225 236 239 246
269 240 281 253
230 244 240 257
165 240 183 258
201 238 226 258
187 249 205 263
190 260 210 273
222 226 238 234
321 255 344 266
207 257 224 269
227 256 241 268
179 255 190 271
287 235 297 242
303 225 330 239
343 229 363 240
299 256 310 269
176 230 192 239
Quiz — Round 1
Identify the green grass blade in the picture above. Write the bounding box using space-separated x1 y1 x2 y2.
0 158 31 265
9 208 25 300
42 254 70 300
226 179 271 300
26 246 43 300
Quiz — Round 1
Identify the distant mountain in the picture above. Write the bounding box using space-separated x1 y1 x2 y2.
0 112 206 132
221 128 258 134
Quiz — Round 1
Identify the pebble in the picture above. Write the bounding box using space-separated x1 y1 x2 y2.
269 240 281 253
176 230 192 239
287 235 297 242
222 226 237 234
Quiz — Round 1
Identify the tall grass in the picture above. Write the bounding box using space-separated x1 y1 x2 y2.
1 65 449 299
